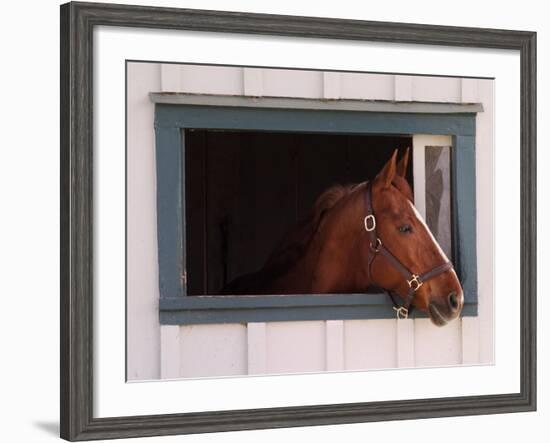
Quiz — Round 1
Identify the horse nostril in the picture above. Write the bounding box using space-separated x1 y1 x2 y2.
449 292 459 310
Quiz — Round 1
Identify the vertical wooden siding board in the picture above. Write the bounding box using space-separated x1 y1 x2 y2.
462 317 481 364
325 320 344 371
247 322 267 374
397 320 415 368
160 325 181 379
154 124 185 298
179 324 247 377
160 64 181 92
243 68 264 96
179 65 244 95
126 62 162 380
344 320 397 370
460 79 485 365
415 318 462 366
475 79 495 364
461 78 479 103
394 75 413 102
323 72 341 99
452 135 478 304
265 321 325 374
412 76 462 103
262 69 323 98
339 73 394 100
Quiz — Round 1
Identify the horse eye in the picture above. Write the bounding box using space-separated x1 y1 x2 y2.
398 224 412 234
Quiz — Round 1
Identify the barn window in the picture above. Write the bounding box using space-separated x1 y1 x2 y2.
152 94 480 324
185 130 414 296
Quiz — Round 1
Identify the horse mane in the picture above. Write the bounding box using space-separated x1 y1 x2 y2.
262 183 360 276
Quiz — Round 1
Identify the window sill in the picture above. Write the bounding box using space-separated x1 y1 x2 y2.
159 294 478 325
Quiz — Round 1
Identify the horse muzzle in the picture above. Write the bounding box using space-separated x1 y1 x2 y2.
428 291 464 327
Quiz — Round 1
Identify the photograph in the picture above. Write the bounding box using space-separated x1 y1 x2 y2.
126 62 493 380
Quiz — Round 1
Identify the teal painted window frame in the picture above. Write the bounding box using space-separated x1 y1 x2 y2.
153 103 478 325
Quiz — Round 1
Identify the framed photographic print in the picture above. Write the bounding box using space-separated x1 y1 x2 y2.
60 1 536 440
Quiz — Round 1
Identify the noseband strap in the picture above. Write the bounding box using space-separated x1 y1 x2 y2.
364 181 453 319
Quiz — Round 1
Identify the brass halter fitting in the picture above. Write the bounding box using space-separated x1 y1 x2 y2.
393 306 409 320
407 274 423 291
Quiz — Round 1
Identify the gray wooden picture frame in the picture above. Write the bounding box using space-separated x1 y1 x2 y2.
60 1 537 441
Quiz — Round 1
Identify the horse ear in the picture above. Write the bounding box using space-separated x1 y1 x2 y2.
375 149 398 189
397 147 410 177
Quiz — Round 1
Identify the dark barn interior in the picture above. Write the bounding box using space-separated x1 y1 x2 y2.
184 129 413 295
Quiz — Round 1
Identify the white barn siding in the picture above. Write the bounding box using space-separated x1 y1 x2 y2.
265 321 326 374
179 324 248 377
262 68 323 98
325 320 345 371
126 63 493 380
126 62 161 381
160 63 244 94
394 75 413 101
339 72 394 100
344 320 397 369
414 319 462 367
412 76 462 103
475 78 495 364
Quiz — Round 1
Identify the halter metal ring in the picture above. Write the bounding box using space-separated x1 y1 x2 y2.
364 214 376 232
393 306 409 320
407 274 423 291
370 237 382 252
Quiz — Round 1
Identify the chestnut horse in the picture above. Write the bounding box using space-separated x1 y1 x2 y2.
221 149 464 326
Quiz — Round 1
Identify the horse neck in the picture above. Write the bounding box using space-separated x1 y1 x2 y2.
303 203 366 293
258 190 365 294
260 237 323 294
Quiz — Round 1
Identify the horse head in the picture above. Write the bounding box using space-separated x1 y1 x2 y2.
366 149 464 325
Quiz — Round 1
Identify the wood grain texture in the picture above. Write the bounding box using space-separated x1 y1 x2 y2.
60 2 536 440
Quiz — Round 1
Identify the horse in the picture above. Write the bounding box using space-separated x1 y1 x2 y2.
220 148 464 326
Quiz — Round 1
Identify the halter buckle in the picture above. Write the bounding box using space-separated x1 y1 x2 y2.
407 274 423 291
364 214 376 232
393 306 409 320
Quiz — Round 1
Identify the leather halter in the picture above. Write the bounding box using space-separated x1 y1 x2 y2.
364 181 453 319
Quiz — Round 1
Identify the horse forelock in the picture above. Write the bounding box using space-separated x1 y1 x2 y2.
391 175 414 202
